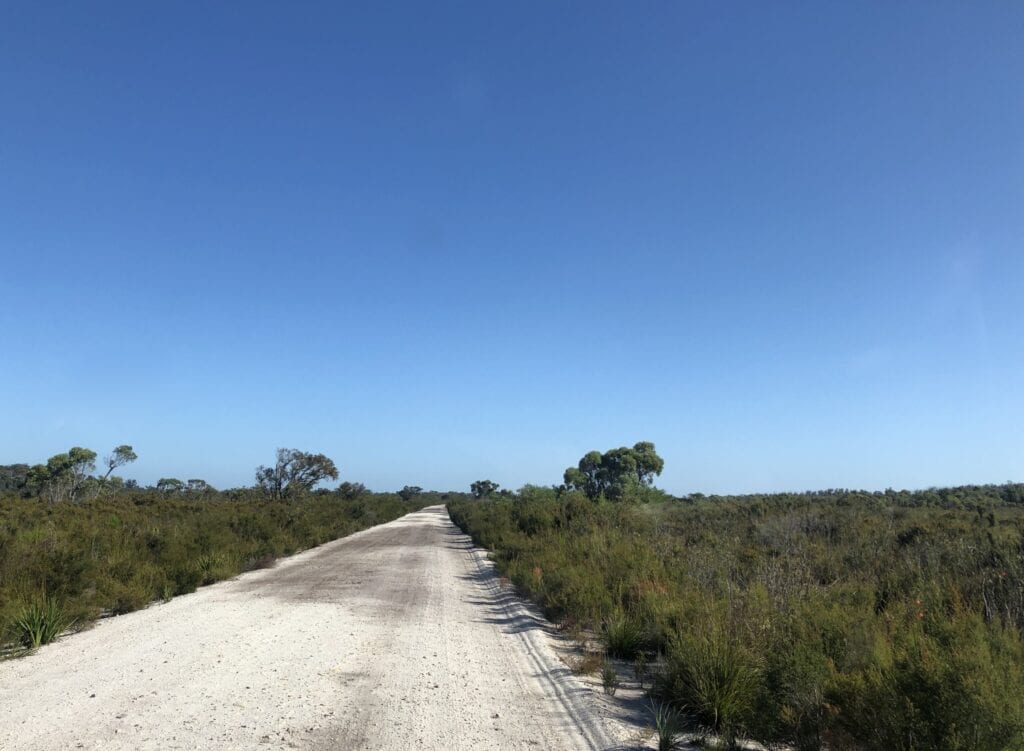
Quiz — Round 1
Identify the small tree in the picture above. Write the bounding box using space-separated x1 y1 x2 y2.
27 446 97 502
157 477 185 493
102 445 137 479
398 485 422 502
470 480 499 498
338 481 368 500
255 448 339 500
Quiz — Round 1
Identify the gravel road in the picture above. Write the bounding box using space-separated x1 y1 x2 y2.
0 506 619 750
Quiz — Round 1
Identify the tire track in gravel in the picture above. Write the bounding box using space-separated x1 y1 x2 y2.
0 506 619 751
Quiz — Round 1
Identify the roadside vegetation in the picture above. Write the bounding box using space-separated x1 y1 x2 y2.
451 444 1024 751
0 446 424 654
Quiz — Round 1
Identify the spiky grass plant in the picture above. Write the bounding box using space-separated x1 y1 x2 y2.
601 660 620 696
603 610 645 660
12 596 73 650
651 701 684 751
196 553 229 585
660 630 760 748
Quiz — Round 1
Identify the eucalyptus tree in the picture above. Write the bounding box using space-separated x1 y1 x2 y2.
563 442 665 501
27 446 97 502
470 480 499 498
102 445 137 479
398 485 422 502
256 448 339 500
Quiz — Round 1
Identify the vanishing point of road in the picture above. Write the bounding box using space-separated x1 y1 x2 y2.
0 506 615 750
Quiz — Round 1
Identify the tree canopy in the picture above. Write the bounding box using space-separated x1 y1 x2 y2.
27 446 98 503
398 485 422 502
255 448 339 500
470 480 499 498
103 445 138 479
338 481 368 500
563 441 664 500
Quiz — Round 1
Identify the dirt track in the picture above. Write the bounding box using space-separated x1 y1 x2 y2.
0 506 618 750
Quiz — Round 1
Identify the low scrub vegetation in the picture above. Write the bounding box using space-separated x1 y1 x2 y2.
449 482 1024 750
0 488 418 652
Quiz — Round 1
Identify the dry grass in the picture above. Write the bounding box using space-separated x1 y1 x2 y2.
564 649 606 675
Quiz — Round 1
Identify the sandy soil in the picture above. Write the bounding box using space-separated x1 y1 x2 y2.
0 506 629 750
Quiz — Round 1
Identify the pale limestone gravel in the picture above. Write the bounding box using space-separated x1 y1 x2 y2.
0 506 628 750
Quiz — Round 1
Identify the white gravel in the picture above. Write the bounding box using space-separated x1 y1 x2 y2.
0 506 625 750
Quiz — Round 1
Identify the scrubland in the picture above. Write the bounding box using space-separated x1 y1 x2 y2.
0 489 418 651
449 484 1024 750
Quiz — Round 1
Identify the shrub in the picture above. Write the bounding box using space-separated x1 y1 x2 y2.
11 596 73 649
601 660 619 696
196 553 232 586
651 701 684 751
169 563 202 596
447 489 1024 750
655 629 762 746
827 611 1024 751
603 609 645 660
0 489 419 653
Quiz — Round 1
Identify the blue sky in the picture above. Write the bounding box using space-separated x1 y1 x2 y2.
2 2 1022 494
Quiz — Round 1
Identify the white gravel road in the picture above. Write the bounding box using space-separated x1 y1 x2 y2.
0 506 623 750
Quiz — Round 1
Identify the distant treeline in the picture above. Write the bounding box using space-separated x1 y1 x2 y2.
678 482 1024 509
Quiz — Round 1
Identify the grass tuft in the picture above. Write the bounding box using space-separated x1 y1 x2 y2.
651 701 684 751
601 660 620 696
656 630 760 746
11 596 74 650
603 609 645 660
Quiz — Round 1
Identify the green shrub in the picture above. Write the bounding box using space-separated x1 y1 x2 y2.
601 660 619 696
827 611 1024 751
196 553 232 586
11 596 73 649
603 609 645 660
651 701 684 751
170 564 202 596
0 490 419 652
656 628 761 746
448 488 1024 751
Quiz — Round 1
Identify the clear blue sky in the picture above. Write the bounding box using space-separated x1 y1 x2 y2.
2 2 1022 494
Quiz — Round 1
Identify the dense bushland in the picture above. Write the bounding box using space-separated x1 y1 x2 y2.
449 484 1024 750
0 488 419 650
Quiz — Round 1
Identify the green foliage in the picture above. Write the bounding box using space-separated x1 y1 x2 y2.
398 485 422 502
26 446 98 503
255 448 339 500
563 441 664 500
11 596 74 649
603 609 646 660
470 479 499 498
102 445 137 479
0 464 29 493
651 701 684 751
338 481 368 500
601 660 619 696
0 489 418 648
157 477 185 493
657 628 761 745
449 484 1024 749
